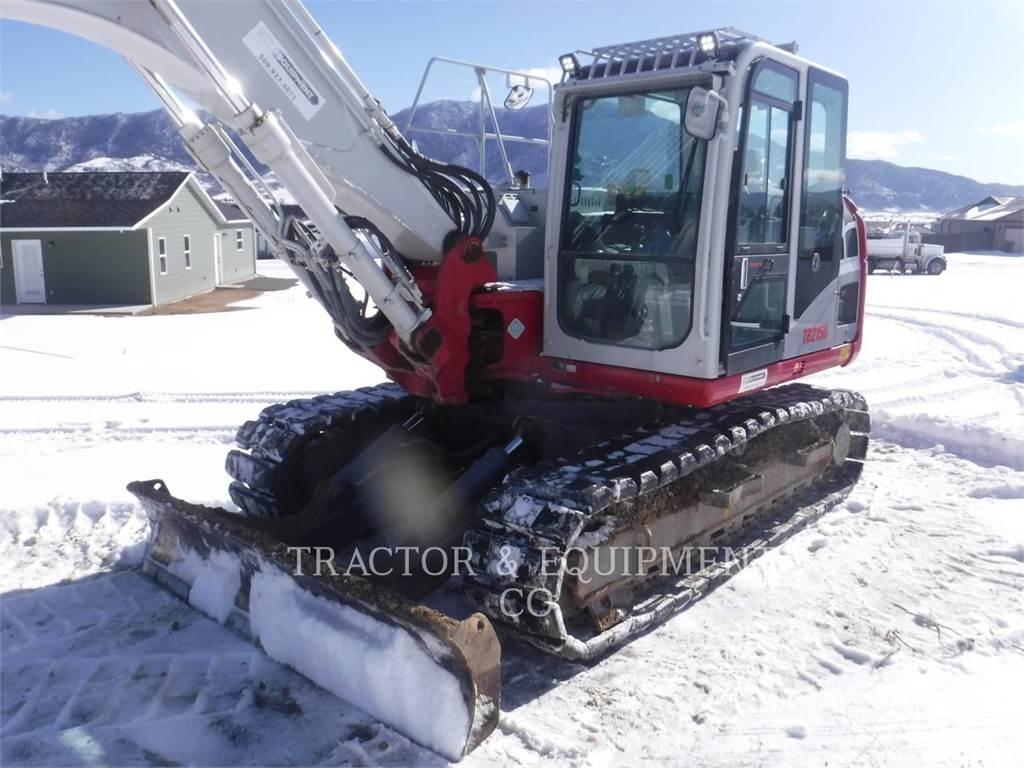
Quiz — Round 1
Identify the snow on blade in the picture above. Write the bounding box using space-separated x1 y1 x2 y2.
248 568 471 760
166 546 242 624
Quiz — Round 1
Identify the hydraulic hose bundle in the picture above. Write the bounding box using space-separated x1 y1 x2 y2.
280 214 392 349
281 118 497 352
380 132 496 244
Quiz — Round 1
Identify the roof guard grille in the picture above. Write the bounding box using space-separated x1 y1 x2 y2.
568 28 767 82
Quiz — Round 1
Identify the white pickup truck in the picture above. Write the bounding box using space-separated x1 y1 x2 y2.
867 225 947 275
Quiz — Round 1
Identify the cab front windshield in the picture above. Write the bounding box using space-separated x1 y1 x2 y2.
559 87 707 350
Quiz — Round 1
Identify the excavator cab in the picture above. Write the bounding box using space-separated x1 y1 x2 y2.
544 30 861 392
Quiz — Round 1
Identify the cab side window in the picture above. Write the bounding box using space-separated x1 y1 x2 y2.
737 62 798 248
795 73 848 317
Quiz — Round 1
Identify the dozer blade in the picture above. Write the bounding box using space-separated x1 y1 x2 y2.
127 479 499 761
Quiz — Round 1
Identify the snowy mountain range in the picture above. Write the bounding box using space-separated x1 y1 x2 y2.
62 154 193 173
3 104 1023 212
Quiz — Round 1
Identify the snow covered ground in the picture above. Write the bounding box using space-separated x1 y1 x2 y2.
2 255 1022 766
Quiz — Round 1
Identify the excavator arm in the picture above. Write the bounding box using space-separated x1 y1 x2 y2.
3 0 497 360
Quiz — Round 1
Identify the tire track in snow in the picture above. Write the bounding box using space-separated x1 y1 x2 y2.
866 380 993 411
870 415 1024 470
871 311 1018 375
0 390 325 405
855 310 1024 467
871 304 1024 330
0 424 237 438
0 500 150 591
855 372 947 398
0 392 329 447
0 425 238 453
1 570 438 767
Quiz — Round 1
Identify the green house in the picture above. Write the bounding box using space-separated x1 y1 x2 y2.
0 171 256 307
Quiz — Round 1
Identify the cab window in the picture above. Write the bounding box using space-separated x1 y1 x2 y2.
795 73 848 317
558 88 707 350
737 62 798 247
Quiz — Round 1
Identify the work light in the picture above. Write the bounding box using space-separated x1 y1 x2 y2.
559 53 580 77
697 31 719 57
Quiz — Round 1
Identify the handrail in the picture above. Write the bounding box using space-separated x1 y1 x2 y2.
403 56 553 185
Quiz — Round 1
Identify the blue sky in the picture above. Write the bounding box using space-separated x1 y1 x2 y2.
2 0 1023 183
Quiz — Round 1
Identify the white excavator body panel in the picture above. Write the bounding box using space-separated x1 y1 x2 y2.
542 37 854 380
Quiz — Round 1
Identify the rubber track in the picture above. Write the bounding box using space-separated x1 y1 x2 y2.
222 381 869 659
224 383 414 518
461 384 870 658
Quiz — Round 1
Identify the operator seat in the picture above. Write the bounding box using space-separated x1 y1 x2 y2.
567 263 647 342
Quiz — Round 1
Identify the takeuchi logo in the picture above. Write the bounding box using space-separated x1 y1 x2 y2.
272 49 319 106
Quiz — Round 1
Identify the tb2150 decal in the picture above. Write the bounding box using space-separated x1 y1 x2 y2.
802 324 828 345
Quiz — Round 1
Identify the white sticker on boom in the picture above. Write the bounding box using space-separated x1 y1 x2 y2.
738 368 768 393
243 22 324 120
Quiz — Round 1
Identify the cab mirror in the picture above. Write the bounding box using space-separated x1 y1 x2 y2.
685 87 724 140
504 73 535 110
504 83 533 110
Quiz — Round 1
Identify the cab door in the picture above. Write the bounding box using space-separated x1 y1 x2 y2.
723 60 799 374
791 68 849 354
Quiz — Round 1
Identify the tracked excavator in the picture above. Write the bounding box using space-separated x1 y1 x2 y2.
5 1 870 758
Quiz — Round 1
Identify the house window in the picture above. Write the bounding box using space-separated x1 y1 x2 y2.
183 235 191 269
158 237 167 274
235 229 244 251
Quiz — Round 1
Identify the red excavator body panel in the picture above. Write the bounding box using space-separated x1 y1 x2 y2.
363 197 868 408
